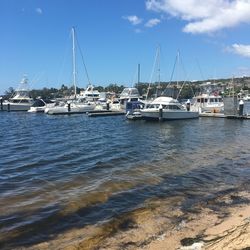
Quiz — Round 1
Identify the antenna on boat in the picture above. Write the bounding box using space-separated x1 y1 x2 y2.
72 27 77 99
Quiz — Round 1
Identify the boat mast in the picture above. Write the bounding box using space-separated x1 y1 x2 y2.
72 27 77 98
155 45 161 97
176 50 180 89
138 63 140 85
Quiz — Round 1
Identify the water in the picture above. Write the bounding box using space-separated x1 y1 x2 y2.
0 107 250 249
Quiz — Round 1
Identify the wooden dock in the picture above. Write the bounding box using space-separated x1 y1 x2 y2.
226 115 250 120
199 112 250 119
87 111 125 117
199 113 225 118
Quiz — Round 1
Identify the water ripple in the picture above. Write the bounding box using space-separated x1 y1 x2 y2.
0 109 250 248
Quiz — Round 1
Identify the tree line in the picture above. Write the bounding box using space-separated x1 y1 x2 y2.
3 76 250 100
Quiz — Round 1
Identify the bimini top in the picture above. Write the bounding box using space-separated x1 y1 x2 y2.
151 96 179 105
120 88 140 99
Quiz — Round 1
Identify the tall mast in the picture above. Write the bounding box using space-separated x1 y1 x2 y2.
72 27 77 98
157 45 160 88
176 50 180 89
156 45 161 97
137 63 140 85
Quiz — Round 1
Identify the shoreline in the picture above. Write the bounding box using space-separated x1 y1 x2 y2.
14 188 250 250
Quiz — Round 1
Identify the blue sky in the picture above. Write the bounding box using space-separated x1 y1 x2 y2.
1 0 250 94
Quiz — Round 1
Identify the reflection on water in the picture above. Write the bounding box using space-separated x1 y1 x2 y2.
0 109 250 248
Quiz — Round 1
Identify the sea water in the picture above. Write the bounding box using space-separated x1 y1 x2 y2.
0 104 250 248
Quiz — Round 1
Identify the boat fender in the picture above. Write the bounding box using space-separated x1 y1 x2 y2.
186 99 190 111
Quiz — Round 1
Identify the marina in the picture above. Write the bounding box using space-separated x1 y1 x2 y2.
1 2 250 249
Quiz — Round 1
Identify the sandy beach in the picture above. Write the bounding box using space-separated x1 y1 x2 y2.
18 187 250 250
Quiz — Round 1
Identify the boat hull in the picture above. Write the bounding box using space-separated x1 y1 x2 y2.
2 103 33 111
141 109 199 120
45 103 96 115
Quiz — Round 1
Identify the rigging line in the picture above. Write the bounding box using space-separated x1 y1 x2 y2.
196 58 205 81
166 53 178 89
176 59 196 99
146 46 159 100
75 31 92 86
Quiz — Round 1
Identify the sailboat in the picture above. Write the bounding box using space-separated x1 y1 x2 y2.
140 50 199 120
45 27 96 115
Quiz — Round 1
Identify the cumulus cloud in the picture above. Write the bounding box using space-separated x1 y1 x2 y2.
123 15 143 25
35 8 43 15
146 0 250 34
145 18 161 27
229 44 250 57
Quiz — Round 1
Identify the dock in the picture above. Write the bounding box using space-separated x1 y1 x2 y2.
87 111 125 117
199 113 225 118
226 115 250 120
199 112 250 119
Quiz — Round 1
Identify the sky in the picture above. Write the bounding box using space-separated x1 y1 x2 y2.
1 0 250 94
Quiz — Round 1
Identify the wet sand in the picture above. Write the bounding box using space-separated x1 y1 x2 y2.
16 188 250 250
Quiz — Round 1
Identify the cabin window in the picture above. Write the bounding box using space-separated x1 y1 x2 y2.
205 99 208 102
130 98 138 102
169 105 181 110
197 98 201 103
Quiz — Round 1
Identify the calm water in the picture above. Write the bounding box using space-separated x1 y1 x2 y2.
0 107 250 248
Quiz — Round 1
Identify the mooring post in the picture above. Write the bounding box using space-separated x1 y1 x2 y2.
0 97 3 111
159 104 163 121
186 99 190 111
239 99 244 116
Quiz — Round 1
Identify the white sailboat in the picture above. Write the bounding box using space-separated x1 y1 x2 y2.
141 50 199 120
45 27 96 115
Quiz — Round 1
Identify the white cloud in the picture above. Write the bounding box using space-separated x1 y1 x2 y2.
145 18 161 27
35 8 43 15
135 28 143 33
123 15 143 25
229 44 250 58
146 0 250 34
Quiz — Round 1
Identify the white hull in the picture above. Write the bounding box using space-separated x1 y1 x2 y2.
2 102 33 111
191 103 224 113
45 103 96 115
192 94 224 114
28 107 46 113
141 109 199 120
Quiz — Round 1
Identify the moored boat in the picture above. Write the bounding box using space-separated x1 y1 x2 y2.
2 76 34 111
191 93 224 113
44 100 95 115
28 99 56 113
141 96 199 121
